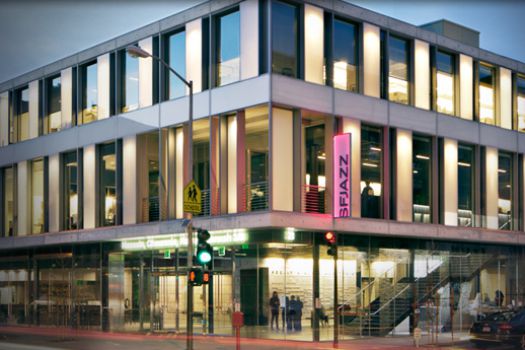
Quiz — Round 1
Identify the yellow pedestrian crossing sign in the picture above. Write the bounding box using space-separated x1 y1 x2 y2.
184 180 202 214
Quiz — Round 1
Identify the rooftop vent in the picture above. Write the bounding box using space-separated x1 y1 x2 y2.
420 19 479 48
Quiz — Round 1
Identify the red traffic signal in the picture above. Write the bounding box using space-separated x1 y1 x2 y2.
202 271 211 284
324 231 336 245
189 268 203 286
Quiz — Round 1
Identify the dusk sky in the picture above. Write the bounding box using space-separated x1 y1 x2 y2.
0 0 524 83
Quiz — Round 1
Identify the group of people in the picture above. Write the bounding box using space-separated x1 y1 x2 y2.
269 291 303 331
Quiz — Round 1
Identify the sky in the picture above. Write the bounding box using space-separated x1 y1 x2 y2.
0 0 524 84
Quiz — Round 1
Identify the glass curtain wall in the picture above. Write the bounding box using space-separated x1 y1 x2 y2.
167 30 186 99
332 19 357 92
498 152 512 230
388 36 409 104
15 87 29 142
62 151 80 230
98 143 117 227
436 51 455 115
45 76 62 134
246 106 269 211
137 132 161 223
457 144 474 227
31 158 45 234
272 1 299 77
303 116 325 213
120 51 139 113
413 135 432 223
479 64 496 125
81 62 98 124
517 75 525 132
193 119 210 216
360 125 382 218
215 9 240 86
2 167 15 237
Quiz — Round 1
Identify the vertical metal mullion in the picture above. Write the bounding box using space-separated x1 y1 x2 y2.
43 157 49 233
0 168 4 237
116 139 123 226
473 61 480 122
430 46 437 112
477 146 485 228
454 52 461 117
382 126 390 220
513 152 520 231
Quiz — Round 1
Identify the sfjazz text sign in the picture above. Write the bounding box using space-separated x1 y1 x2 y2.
333 133 351 218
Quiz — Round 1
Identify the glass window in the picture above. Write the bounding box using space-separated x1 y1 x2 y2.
272 1 298 77
361 125 382 219
31 158 45 234
62 151 80 230
388 36 409 104
216 10 240 86
303 116 325 213
479 64 495 125
332 19 357 92
436 51 455 115
413 135 432 223
98 143 117 227
15 86 29 142
120 51 139 113
193 119 210 216
498 152 512 230
45 75 61 134
81 62 98 124
168 30 186 99
458 144 474 227
2 167 15 237
246 106 269 211
517 75 525 132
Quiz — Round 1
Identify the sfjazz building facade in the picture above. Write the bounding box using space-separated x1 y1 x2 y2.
1 0 525 342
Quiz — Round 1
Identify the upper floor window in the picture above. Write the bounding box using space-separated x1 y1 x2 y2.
361 125 382 219
193 119 211 216
45 75 62 134
62 150 82 230
458 144 474 227
413 135 432 223
98 142 120 227
272 1 299 78
498 152 512 230
2 166 15 237
388 36 409 105
14 86 29 142
215 9 240 86
31 158 45 234
120 50 139 113
303 115 325 214
332 18 357 92
517 75 525 132
167 30 186 99
479 63 495 125
80 61 98 125
436 50 455 115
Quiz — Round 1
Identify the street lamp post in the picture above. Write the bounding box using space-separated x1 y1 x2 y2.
127 45 194 349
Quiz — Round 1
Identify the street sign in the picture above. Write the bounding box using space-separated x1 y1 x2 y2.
184 180 202 214
164 249 171 259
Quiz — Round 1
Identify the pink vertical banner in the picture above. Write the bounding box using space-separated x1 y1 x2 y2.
333 133 351 218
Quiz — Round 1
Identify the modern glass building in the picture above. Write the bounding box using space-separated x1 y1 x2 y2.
1 0 525 344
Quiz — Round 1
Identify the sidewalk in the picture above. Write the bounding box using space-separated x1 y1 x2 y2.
0 325 471 350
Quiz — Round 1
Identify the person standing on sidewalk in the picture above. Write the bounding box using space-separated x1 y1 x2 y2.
269 291 280 330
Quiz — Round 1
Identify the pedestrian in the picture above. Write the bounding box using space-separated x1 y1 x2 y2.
269 291 280 330
294 296 303 331
288 296 297 331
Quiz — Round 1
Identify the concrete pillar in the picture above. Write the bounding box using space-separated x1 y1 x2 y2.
304 4 324 85
363 23 381 98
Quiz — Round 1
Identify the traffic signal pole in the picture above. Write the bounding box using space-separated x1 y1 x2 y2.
333 243 339 348
186 214 193 350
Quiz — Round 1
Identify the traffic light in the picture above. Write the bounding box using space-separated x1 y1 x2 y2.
189 267 203 286
196 228 213 267
202 271 211 285
324 231 337 256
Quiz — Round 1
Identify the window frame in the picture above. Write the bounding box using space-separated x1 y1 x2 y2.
212 6 241 88
79 60 98 125
271 0 303 79
432 48 457 116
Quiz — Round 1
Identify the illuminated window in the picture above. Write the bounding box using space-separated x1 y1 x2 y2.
45 75 62 134
215 9 240 86
517 75 525 132
193 119 210 216
413 135 432 223
458 144 474 227
80 62 98 124
388 36 409 104
436 51 455 115
2 166 15 237
31 158 45 234
479 64 495 125
361 125 382 218
120 50 139 113
13 86 29 142
246 106 269 211
498 152 512 230
331 18 357 92
98 142 120 227
62 150 82 230
304 116 325 213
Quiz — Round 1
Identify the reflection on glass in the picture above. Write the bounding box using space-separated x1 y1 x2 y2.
272 1 298 77
31 159 45 234
3 167 14 237
517 76 525 132
63 151 78 230
361 125 382 218
121 52 139 113
46 76 62 133
193 119 210 216
458 144 474 227
16 87 29 142
479 64 495 125
168 30 186 99
498 152 512 230
388 36 409 104
436 51 454 115
332 19 357 91
82 62 98 124
216 10 240 86
413 135 432 223
99 143 116 227
304 118 325 213
246 106 269 211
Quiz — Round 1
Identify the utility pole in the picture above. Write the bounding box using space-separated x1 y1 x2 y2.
186 214 193 350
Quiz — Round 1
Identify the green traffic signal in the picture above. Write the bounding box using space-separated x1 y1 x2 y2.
196 228 213 266
197 248 212 264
